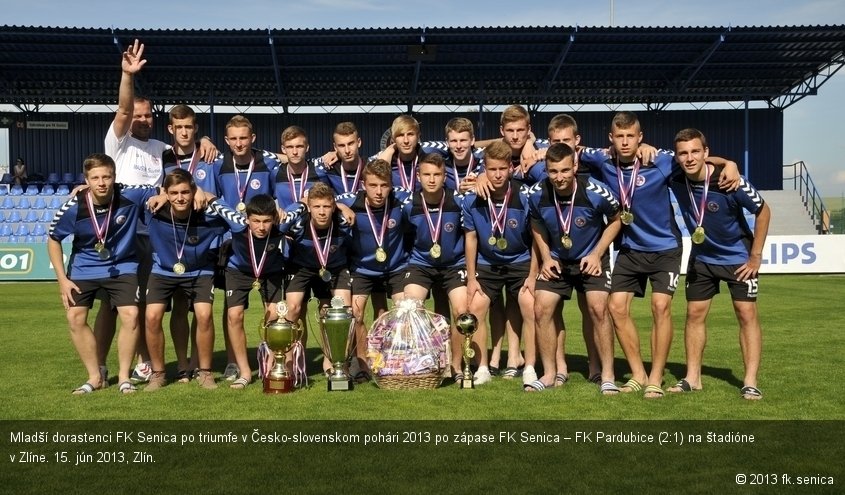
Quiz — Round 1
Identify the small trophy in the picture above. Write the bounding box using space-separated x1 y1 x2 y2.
262 302 303 394
317 297 355 391
455 313 478 390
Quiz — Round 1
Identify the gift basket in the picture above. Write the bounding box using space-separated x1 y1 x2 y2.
366 299 451 390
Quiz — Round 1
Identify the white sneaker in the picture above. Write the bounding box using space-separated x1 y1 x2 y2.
474 367 492 385
522 366 538 386
131 361 152 383
223 363 240 382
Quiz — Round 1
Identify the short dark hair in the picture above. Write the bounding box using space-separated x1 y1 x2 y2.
674 128 708 149
245 194 279 219
163 168 196 192
83 153 115 175
545 143 575 165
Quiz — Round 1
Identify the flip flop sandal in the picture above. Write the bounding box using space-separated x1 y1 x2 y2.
72 382 98 395
644 384 665 399
668 379 699 393
554 373 569 387
740 386 763 400
523 380 549 392
501 367 523 379
118 381 137 394
620 378 644 393
600 381 621 395
230 377 250 390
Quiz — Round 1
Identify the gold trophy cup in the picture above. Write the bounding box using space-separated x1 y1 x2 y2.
455 313 479 390
262 302 303 394
317 296 356 391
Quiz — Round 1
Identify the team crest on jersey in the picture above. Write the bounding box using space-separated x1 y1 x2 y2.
575 217 587 228
196 169 206 180
115 215 127 225
250 179 261 190
507 219 518 229
444 222 455 232
636 176 646 186
707 201 720 212
388 219 397 229
188 236 199 244
330 245 338 253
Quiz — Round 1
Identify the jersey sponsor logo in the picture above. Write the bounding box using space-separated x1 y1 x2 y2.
507 218 518 229
707 201 719 212
115 215 127 225
196 169 207 180
388 218 397 229
444 222 455 232
250 179 261 190
635 176 646 186
575 217 586 227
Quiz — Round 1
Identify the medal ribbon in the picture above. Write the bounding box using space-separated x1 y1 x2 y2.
452 154 474 192
422 191 445 245
553 180 578 238
486 183 512 237
615 157 640 211
247 230 271 280
181 146 201 175
365 199 390 250
170 209 192 264
309 221 333 269
396 154 418 190
340 157 363 193
685 164 713 228
85 190 113 247
286 164 309 202
233 155 255 204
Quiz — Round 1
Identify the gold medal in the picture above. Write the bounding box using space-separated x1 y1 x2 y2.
620 210 634 225
319 267 332 283
692 226 706 245
173 262 186 274
488 236 497 246
561 235 573 250
252 279 261 291
496 237 508 250
236 202 246 212
430 243 441 259
98 248 111 261
375 247 387 262
94 241 104 253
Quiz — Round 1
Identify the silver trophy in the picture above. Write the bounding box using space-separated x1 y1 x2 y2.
317 296 355 391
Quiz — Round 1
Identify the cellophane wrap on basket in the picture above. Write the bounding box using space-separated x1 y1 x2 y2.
367 299 450 377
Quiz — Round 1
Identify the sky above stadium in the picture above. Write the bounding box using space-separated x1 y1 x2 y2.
3 0 845 195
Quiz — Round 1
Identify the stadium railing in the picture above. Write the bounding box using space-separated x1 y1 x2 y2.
783 161 830 234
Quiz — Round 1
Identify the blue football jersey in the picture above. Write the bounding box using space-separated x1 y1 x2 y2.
162 146 220 195
49 184 159 280
462 180 533 266
402 188 465 268
273 161 324 209
213 149 279 209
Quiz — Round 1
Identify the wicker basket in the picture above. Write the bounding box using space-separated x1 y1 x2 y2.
374 372 443 390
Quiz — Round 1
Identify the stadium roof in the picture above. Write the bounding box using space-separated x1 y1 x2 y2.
1 24 844 112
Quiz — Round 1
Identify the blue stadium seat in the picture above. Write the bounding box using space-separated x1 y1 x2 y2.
55 184 70 196
6 210 21 223
39 184 55 196
6 235 19 243
76 173 85 184
0 173 12 184
23 210 39 223
0 211 5 223
33 197 47 209
62 172 75 184
39 209 54 222
25 235 38 243
32 223 48 236
48 196 64 209
16 197 31 209
46 172 61 185
0 186 6 196
24 185 39 195
14 224 29 236
0 224 11 236
1 196 16 209
10 184 23 196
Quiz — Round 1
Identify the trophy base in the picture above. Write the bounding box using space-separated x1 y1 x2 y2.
327 378 354 392
263 376 295 394
460 376 475 389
